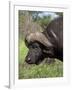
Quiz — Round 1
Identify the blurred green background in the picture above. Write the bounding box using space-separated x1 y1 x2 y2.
19 11 63 79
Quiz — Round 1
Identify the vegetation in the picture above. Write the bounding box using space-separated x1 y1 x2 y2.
19 39 63 79
19 11 63 79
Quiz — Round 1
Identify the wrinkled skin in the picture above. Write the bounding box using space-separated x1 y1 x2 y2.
25 42 44 65
25 16 63 65
25 42 55 65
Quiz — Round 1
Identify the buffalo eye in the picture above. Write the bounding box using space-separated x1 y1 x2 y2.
29 43 40 49
32 45 38 49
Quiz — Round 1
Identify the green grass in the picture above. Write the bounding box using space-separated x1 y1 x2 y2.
19 39 28 64
19 39 63 79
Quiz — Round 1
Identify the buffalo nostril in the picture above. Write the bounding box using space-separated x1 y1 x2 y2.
27 58 31 62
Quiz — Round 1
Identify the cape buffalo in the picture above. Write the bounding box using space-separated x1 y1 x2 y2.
25 16 63 65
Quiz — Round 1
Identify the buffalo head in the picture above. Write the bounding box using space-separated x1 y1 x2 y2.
25 32 54 65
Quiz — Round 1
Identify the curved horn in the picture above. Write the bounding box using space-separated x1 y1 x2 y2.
26 32 52 47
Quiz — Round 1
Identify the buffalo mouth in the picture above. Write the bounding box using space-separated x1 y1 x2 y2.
25 56 44 65
25 59 40 65
25 59 34 64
